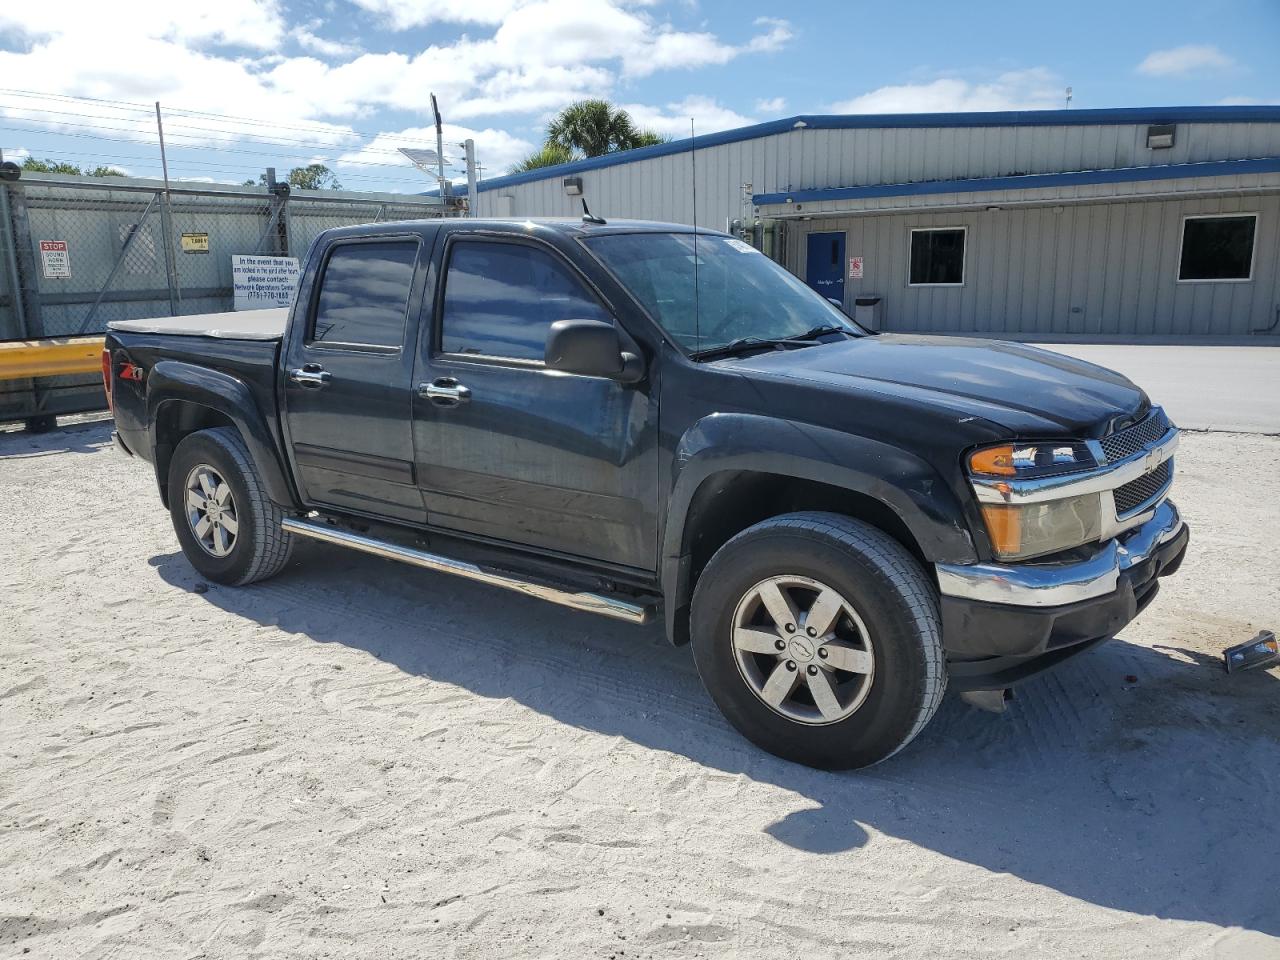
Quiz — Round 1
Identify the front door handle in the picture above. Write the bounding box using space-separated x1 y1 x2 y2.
419 378 472 406
289 366 331 389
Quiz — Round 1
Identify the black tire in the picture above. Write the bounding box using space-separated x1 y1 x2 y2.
690 512 945 769
167 426 294 586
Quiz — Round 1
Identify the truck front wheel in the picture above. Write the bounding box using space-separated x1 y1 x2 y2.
167 427 294 586
690 512 945 769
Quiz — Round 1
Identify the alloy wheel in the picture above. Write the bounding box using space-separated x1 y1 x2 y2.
184 464 239 558
730 575 875 725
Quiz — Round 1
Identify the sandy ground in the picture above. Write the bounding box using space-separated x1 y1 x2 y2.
1 420 1278 960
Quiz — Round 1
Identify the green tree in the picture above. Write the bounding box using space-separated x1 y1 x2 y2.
286 163 342 190
509 142 574 173
20 158 125 176
250 164 343 190
510 100 669 173
545 99 667 158
22 157 82 175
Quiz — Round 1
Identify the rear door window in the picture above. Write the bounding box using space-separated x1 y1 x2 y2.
311 241 419 349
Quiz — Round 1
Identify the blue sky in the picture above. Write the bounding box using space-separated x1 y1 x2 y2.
0 0 1276 192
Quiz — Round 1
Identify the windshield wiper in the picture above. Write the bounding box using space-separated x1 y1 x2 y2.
785 324 858 342
690 336 808 360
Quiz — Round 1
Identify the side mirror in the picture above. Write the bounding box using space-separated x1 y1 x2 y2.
545 319 644 383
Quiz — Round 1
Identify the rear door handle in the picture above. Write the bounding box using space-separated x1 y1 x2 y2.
289 366 331 389
418 378 472 406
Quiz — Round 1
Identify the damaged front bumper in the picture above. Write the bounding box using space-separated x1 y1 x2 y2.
934 500 1189 690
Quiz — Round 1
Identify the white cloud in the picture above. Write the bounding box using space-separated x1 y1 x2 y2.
0 0 793 192
0 0 285 50
337 124 534 182
745 17 792 53
755 96 786 114
830 68 1063 114
1137 45 1234 77
292 23 362 58
622 95 755 138
348 0 527 29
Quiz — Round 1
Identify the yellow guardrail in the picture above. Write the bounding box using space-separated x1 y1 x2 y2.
0 336 105 381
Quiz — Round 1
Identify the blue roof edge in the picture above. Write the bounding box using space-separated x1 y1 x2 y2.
441 105 1280 197
751 157 1280 206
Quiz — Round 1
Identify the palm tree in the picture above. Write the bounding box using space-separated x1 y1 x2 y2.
510 142 575 173
509 100 669 174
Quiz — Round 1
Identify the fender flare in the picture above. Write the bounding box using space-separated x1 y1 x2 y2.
146 359 297 508
659 412 979 643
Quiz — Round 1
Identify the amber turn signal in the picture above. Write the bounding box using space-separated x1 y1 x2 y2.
968 444 1017 477
979 503 1022 556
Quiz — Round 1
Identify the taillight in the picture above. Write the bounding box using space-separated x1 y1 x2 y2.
101 348 113 412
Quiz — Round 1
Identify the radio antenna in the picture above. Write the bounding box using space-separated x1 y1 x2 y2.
690 117 700 352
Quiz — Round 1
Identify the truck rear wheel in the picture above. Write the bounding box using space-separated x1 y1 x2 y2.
167 426 294 586
690 512 945 769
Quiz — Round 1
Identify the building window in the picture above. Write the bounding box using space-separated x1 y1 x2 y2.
1178 214 1256 282
909 227 966 286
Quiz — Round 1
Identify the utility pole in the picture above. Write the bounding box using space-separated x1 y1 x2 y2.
155 101 181 314
430 93 447 205
463 139 477 217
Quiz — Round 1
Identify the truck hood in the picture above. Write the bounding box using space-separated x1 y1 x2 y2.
725 334 1148 437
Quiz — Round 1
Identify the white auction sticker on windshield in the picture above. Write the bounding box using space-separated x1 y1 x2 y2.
723 238 760 254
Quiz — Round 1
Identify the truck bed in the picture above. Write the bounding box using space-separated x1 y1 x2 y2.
108 308 287 341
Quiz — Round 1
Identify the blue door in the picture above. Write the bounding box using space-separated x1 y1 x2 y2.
805 231 845 304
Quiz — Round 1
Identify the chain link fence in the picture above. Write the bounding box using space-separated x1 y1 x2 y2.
0 173 451 424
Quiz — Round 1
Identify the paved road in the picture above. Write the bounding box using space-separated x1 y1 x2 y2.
1043 344 1280 434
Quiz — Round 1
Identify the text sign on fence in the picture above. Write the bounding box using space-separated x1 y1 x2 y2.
39 240 71 279
232 255 301 311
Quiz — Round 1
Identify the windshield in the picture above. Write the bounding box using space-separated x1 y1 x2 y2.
584 233 862 355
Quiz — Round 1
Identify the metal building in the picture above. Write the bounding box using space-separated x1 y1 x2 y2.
469 106 1280 341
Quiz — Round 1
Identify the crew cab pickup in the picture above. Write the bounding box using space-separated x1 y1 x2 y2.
104 217 1189 768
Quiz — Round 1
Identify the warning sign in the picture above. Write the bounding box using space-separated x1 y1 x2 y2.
232 254 301 311
39 240 70 279
848 256 864 280
181 232 210 254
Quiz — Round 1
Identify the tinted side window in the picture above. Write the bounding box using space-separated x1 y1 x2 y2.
441 241 610 361
312 241 418 348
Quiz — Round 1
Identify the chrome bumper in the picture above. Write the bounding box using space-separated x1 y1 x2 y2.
936 500 1185 608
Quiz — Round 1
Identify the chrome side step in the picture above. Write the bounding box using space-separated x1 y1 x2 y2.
281 517 654 625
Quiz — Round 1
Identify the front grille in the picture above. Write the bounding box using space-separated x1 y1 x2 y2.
1100 409 1169 463
1100 407 1172 463
1113 459 1173 516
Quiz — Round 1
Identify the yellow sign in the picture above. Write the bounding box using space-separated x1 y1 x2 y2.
181 232 210 254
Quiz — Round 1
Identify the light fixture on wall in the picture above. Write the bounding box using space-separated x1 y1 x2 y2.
562 176 584 196
1146 124 1176 149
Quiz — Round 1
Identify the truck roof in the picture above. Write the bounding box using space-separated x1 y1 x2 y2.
320 217 721 242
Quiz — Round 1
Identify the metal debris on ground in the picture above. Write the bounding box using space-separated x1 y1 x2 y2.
1222 630 1279 673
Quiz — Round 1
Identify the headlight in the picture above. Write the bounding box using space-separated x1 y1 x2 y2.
978 495 1102 561
968 442 1096 479
967 441 1102 560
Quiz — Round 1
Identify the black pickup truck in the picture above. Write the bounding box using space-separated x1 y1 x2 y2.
104 217 1189 768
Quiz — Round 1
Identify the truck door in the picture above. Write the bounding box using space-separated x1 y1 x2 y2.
411 234 659 571
281 235 429 524
805 231 845 305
